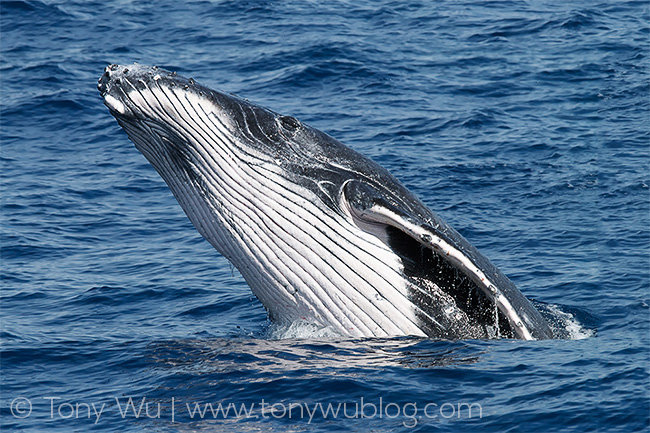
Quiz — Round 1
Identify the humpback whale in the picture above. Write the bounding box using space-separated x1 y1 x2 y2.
98 63 553 340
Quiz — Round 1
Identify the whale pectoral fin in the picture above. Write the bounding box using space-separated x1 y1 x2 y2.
342 180 500 338
342 180 440 248
342 179 477 282
343 180 552 340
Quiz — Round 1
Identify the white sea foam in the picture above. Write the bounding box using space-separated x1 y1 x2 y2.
545 304 595 340
267 321 342 340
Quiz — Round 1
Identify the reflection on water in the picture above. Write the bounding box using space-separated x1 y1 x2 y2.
148 337 484 376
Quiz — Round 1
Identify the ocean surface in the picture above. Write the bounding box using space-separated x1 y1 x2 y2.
1 0 649 431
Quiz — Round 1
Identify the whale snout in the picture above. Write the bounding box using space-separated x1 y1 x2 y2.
98 64 172 115
98 63 160 94
97 64 142 97
97 63 222 119
98 64 140 115
97 64 119 96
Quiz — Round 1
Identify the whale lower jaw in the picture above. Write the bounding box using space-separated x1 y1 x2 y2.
99 63 554 340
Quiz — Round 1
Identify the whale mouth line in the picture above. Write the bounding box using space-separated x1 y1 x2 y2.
99 63 554 341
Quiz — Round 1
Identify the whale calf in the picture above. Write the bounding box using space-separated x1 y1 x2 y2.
98 63 553 340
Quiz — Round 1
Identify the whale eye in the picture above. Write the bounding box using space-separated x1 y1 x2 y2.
278 115 300 131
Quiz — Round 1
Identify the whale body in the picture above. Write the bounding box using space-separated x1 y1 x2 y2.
98 63 553 340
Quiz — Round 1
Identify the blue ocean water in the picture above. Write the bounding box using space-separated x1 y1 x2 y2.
1 0 649 431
